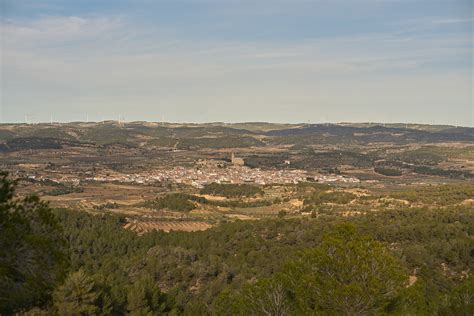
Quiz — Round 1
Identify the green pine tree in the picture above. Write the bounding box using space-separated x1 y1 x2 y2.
0 172 67 314
53 269 99 315
127 275 168 315
282 224 408 314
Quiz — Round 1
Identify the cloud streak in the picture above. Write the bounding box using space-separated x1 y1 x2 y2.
1 3 472 125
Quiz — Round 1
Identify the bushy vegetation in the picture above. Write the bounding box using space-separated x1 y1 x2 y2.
201 183 263 198
93 202 120 210
413 166 474 179
391 184 474 205
397 146 474 163
143 192 273 211
304 190 356 206
295 182 331 194
398 147 447 165
0 137 66 152
0 173 67 313
146 137 178 147
294 150 375 169
21 128 77 141
143 193 199 212
1 173 473 314
205 198 273 208
177 136 264 149
1 123 472 154
81 125 142 146
244 154 290 169
47 185 84 196
46 205 474 314
374 166 403 176
217 225 408 315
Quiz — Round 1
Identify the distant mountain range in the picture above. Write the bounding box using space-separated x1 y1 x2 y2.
0 122 472 152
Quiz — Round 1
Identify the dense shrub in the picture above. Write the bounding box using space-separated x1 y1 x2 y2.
206 199 272 208
0 173 67 313
47 186 84 196
143 193 197 212
201 183 263 198
374 167 403 177
391 185 474 205
304 191 356 205
413 166 474 179
17 204 471 315
398 148 446 165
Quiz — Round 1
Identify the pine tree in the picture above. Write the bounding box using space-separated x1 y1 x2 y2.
282 224 408 314
127 275 167 316
53 269 99 315
215 224 409 315
0 172 67 314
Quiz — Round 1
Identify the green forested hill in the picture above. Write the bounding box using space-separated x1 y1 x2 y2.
1 168 473 314
48 205 473 315
0 122 472 149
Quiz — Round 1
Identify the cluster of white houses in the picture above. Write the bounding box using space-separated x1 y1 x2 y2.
88 164 359 187
19 155 360 187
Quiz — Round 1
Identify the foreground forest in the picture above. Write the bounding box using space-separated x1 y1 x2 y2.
1 172 473 315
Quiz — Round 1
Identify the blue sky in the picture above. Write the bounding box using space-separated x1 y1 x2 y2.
1 0 472 125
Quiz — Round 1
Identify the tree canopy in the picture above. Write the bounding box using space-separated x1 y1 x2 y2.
217 225 408 315
0 172 67 313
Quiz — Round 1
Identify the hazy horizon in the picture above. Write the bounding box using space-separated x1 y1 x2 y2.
3 119 472 128
1 0 473 126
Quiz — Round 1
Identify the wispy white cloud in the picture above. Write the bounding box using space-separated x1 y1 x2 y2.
1 13 472 125
2 16 124 45
431 18 474 25
2 16 467 74
391 15 473 36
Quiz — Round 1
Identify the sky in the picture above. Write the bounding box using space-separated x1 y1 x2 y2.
0 0 472 126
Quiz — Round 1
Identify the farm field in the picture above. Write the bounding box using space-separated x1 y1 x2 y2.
3 1 473 314
1 123 473 314
2 122 472 233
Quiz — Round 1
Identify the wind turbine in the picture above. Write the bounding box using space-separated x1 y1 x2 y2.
118 114 125 127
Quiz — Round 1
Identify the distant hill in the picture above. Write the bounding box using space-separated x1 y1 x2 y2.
0 122 471 151
0 137 85 152
266 124 473 144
